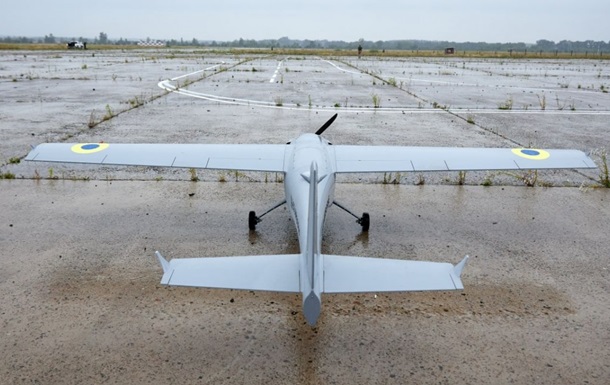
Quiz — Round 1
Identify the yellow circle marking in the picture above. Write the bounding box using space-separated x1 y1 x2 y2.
511 148 550 160
71 143 109 154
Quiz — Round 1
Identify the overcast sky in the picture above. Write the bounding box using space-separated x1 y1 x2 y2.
2 0 608 43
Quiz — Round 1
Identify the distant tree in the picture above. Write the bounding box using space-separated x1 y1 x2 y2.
192 38 199 46
557 40 573 52
535 39 556 51
44 33 56 43
98 32 108 44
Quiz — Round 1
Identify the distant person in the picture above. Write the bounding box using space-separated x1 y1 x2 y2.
357 44 362 58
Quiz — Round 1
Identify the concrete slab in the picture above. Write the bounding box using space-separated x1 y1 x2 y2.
0 50 609 384
2 51 607 186
1 180 608 384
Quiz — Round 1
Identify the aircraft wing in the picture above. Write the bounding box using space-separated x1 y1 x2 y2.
333 146 596 173
25 143 286 172
156 252 300 292
323 255 468 293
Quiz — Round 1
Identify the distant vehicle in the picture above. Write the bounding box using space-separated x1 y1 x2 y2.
66 41 85 49
25 114 597 326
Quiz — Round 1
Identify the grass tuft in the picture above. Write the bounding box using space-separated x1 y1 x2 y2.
189 168 199 182
457 171 467 185
371 94 380 108
498 96 513 110
598 150 610 188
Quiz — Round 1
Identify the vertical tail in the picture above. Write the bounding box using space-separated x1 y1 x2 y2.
302 161 322 325
305 161 318 287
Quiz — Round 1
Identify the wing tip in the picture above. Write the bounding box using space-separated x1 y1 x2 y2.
453 255 469 278
155 251 170 273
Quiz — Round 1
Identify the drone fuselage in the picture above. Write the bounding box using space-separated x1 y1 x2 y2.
284 134 336 324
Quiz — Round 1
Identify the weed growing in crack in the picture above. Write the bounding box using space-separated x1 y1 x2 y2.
596 149 610 188
457 171 467 185
189 168 199 182
498 96 513 110
371 94 380 108
537 94 546 110
103 104 113 121
502 170 538 186
482 173 494 186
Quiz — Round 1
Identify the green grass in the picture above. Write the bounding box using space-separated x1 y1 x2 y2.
189 168 199 182
0 43 606 60
371 94 380 108
501 170 538 187
457 171 467 185
382 172 401 184
103 104 113 121
498 96 513 110
599 150 610 188
481 173 493 186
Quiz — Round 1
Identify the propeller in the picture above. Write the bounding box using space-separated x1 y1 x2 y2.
314 113 338 136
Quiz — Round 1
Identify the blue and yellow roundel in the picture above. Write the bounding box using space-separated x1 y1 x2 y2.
71 143 109 154
511 148 550 160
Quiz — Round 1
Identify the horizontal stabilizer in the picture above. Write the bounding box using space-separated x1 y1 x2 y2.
155 252 300 293
323 255 468 293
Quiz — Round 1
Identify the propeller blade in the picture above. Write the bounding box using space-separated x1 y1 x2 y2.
314 113 338 136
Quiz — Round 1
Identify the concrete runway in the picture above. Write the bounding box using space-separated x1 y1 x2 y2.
1 50 609 384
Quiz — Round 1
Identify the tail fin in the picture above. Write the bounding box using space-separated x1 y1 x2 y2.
302 161 323 325
304 161 319 287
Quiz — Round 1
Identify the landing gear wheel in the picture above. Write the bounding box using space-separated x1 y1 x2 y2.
248 211 258 230
360 212 370 232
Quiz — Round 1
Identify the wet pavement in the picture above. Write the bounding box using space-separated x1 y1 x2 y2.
1 50 609 384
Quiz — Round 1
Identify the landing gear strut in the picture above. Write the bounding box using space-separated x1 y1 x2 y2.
333 201 370 232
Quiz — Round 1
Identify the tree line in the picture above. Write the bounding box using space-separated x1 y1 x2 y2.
1 34 608 53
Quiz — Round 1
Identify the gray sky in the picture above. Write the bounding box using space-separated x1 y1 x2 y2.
2 0 608 43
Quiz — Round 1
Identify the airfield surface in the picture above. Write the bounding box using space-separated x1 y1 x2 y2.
1 50 609 384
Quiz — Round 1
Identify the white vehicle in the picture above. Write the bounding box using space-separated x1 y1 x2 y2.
25 114 596 325
66 41 84 49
